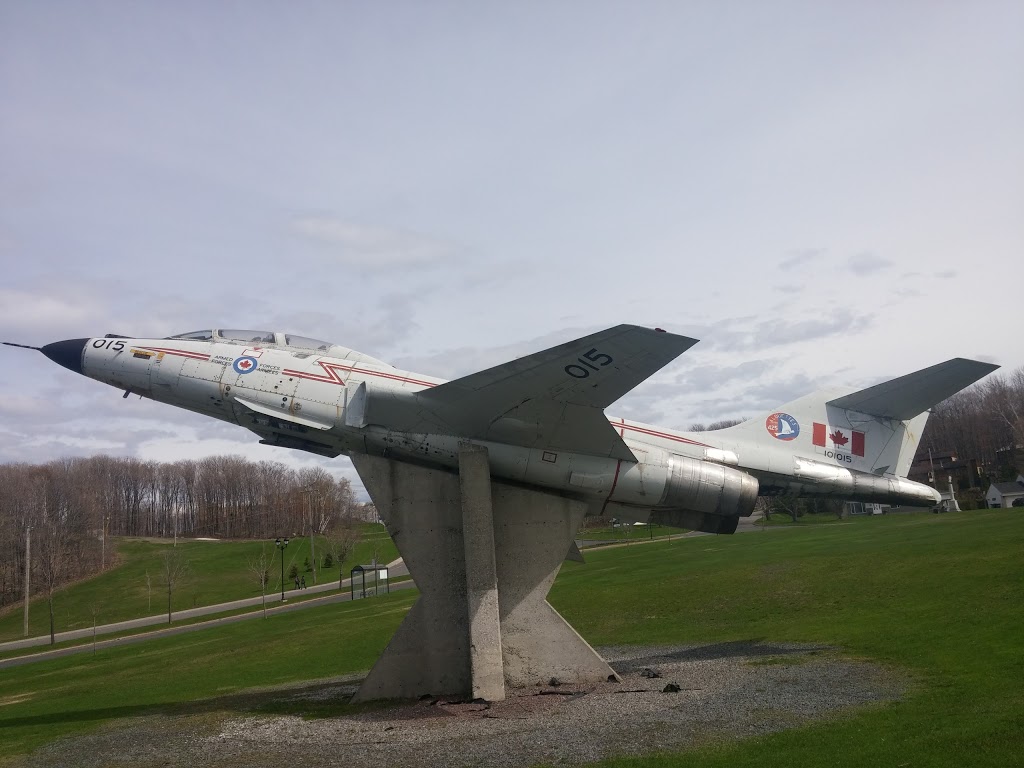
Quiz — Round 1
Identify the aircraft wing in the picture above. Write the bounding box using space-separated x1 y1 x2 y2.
418 325 697 461
827 358 1000 419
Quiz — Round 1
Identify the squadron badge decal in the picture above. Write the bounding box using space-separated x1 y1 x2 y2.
765 412 800 441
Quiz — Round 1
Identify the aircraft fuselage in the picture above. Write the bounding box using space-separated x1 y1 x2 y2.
71 334 939 522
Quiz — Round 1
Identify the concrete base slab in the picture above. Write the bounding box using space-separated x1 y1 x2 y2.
351 450 615 702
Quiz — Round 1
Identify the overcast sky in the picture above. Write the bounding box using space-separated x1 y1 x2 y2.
2 2 1022 496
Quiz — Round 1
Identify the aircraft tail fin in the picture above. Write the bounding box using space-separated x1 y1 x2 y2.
715 358 998 480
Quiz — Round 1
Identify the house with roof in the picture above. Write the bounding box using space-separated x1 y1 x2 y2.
986 476 1024 508
908 448 985 491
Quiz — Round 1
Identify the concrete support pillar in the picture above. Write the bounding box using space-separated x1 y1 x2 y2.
458 444 506 702
489 485 614 687
351 456 470 702
351 449 616 703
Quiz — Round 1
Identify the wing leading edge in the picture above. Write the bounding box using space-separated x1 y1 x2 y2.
418 325 697 461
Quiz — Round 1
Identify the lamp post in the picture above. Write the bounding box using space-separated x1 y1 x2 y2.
23 525 32 637
275 537 289 601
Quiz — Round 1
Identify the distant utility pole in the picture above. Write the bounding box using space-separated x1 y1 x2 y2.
101 515 108 570
23 525 32 637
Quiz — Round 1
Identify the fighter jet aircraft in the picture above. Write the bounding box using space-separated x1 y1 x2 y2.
4 326 998 533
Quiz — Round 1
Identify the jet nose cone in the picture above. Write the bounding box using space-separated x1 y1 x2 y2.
41 338 89 375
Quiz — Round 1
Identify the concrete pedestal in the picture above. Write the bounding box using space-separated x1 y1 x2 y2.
351 446 615 702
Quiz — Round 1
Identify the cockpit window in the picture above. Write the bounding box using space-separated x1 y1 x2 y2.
220 329 276 343
167 330 214 341
284 334 333 351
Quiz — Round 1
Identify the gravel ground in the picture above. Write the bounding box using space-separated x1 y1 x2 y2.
19 642 906 768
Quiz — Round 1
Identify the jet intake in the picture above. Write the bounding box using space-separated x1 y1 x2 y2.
659 454 759 519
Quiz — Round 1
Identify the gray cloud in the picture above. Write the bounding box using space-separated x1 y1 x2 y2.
292 216 463 270
847 252 894 276
695 310 874 354
779 248 825 271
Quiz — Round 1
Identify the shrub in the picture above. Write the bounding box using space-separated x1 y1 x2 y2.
323 553 334 568
287 564 299 581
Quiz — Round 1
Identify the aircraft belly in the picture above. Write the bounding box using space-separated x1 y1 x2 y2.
358 429 620 500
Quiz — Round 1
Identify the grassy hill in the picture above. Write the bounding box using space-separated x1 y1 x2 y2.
0 509 1021 765
0 524 396 642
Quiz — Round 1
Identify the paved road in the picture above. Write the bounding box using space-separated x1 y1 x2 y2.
0 577 416 670
0 558 408 656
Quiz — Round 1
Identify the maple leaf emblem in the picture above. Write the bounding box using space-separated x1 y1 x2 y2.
828 429 848 446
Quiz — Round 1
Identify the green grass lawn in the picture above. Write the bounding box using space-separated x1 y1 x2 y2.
0 591 416 756
552 509 1024 767
0 525 396 643
0 509 1021 766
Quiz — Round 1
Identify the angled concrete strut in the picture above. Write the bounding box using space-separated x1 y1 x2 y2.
351 445 615 702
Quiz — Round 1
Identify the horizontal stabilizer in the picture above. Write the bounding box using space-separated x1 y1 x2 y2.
419 325 697 461
827 358 999 420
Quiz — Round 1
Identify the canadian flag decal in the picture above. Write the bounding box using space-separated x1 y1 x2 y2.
813 423 865 456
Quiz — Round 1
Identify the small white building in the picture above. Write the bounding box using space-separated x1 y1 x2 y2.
986 476 1024 508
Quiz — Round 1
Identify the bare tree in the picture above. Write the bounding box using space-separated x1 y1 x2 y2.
767 491 802 523
247 545 273 617
325 521 362 589
159 549 189 624
35 516 71 645
707 418 744 430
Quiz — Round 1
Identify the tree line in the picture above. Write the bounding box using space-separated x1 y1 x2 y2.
921 364 1024 476
0 455 360 612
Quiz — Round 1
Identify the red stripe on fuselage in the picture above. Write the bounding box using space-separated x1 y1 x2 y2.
618 422 710 448
282 360 438 389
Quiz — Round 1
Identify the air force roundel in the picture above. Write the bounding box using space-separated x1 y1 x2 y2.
233 356 259 375
765 412 800 441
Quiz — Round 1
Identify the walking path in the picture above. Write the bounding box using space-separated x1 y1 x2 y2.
0 558 408 657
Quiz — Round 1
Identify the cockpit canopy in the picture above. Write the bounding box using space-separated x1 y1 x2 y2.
165 329 390 367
